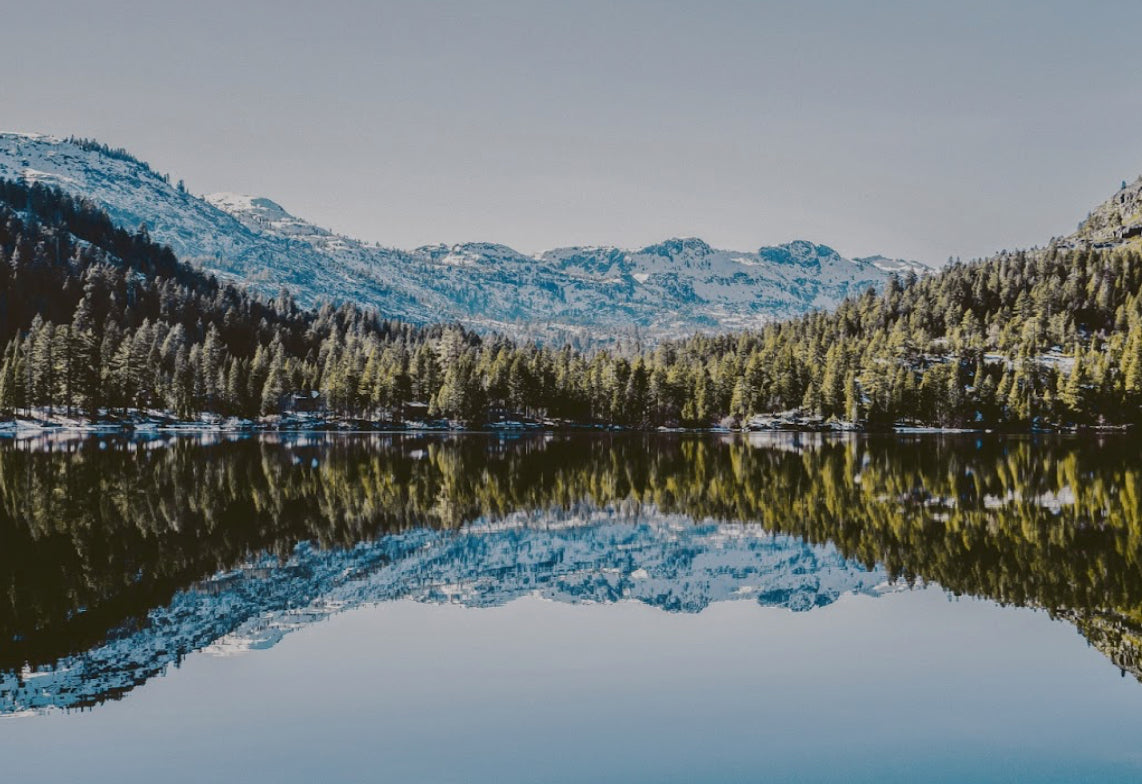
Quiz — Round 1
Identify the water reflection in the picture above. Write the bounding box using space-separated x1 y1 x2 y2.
1 431 1140 715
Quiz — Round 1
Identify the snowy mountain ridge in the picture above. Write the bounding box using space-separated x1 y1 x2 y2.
0 510 888 715
0 133 929 342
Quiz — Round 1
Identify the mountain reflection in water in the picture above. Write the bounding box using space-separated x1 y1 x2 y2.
1 431 1140 715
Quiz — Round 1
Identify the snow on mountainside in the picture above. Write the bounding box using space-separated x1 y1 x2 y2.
0 510 890 715
0 134 434 320
853 254 931 275
0 133 927 341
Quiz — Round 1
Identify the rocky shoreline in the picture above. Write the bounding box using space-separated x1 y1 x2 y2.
0 409 1131 437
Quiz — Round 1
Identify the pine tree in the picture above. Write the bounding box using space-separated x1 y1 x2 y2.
1061 348 1085 421
260 343 287 416
0 340 22 416
844 372 861 423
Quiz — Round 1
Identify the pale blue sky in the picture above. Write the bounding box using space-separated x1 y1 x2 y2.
7 0 1142 264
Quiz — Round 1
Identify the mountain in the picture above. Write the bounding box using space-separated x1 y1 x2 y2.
0 512 888 715
0 133 927 342
852 254 931 275
1068 174 1142 248
0 134 434 323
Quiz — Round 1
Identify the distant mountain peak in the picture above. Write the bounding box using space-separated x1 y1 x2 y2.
757 240 840 269
0 131 918 342
417 242 531 267
206 192 292 221
204 191 332 241
639 237 714 258
853 254 931 275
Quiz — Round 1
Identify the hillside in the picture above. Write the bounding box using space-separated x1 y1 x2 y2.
0 133 925 342
7 138 1142 431
6 173 1142 431
1070 173 1142 247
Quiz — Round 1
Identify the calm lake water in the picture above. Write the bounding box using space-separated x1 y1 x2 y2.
1 432 1141 782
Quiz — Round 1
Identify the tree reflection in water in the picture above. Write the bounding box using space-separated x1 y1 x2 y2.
1 431 1140 709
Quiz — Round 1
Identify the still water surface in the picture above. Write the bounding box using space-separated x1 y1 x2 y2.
1 432 1140 782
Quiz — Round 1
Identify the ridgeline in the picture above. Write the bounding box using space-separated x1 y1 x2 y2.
2 177 1142 430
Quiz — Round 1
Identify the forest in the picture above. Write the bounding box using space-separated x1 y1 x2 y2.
2 177 1142 429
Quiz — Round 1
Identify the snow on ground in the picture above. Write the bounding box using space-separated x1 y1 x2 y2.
984 350 1078 375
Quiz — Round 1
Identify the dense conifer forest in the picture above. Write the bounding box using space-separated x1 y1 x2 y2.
2 177 1142 429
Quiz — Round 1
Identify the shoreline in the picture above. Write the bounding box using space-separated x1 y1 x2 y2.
0 414 1131 438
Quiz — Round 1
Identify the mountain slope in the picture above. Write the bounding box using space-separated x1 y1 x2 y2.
0 133 926 341
1069 173 1142 248
0 134 432 321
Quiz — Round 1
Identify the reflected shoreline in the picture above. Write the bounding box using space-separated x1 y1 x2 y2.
2 431 1141 714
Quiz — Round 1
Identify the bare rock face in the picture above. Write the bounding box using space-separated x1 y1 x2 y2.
1068 175 1142 248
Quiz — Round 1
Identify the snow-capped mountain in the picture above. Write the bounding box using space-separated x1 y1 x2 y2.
0 510 888 715
852 254 931 275
0 133 928 341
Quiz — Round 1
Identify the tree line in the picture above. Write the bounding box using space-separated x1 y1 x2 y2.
4 177 1142 428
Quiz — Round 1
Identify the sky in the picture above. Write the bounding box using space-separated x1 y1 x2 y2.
6 0 1142 265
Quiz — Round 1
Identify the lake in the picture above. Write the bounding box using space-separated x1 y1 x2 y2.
1 432 1141 782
